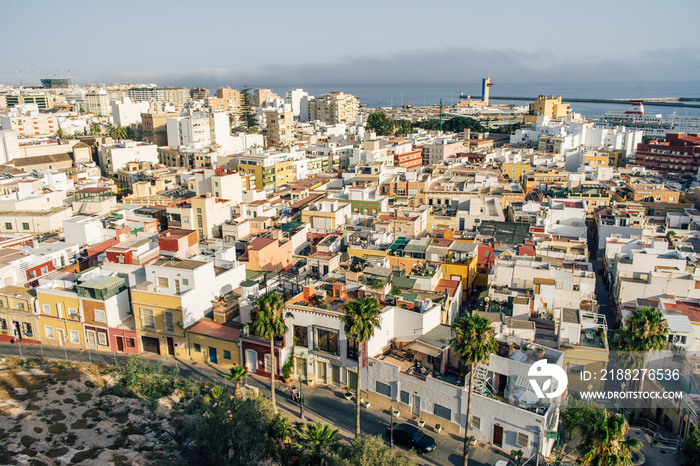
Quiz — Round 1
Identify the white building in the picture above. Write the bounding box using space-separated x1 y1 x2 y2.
111 97 150 126
285 88 309 119
84 90 111 117
166 110 233 152
0 105 58 138
189 168 243 205
0 130 20 164
98 140 159 175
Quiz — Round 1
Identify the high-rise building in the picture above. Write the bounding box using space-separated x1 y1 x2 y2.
635 132 700 173
111 97 150 126
254 89 279 107
0 105 58 137
524 95 570 126
310 92 359 125
264 109 295 148
84 91 111 117
215 87 242 107
127 87 190 104
190 87 210 100
285 88 309 118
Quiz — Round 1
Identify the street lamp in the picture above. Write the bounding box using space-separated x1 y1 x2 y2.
299 374 305 420
390 404 395 447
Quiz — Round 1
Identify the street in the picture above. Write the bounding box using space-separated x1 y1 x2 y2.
0 342 509 466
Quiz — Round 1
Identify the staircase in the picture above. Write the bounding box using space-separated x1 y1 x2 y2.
472 365 491 396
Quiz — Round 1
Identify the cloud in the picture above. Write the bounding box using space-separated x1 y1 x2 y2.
5 46 699 90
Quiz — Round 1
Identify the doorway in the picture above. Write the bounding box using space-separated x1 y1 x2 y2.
57 329 65 346
142 336 161 354
331 364 341 386
315 361 327 384
493 425 503 447
412 395 421 417
347 369 358 390
209 347 218 364
166 337 175 355
86 330 97 350
245 349 258 373
116 336 124 352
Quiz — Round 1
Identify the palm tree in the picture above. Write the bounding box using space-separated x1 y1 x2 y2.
107 123 128 141
89 122 102 136
252 291 292 411
342 295 382 437
266 414 295 464
54 128 66 140
613 307 667 419
224 365 248 396
294 422 341 466
450 312 497 466
579 410 641 466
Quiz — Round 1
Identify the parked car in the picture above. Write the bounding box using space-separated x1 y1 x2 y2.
385 423 437 453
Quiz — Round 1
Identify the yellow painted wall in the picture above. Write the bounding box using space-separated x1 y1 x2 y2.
439 254 478 296
36 291 85 349
187 333 240 369
131 290 187 357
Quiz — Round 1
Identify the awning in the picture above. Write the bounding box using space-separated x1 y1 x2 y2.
407 341 442 357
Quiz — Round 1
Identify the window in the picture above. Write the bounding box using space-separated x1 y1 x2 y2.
93 309 105 322
375 381 391 397
126 338 135 348
0 299 4 308
42 304 51 315
157 277 169 288
22 322 33 338
4 223 10 230
516 432 529 448
182 278 189 286
347 336 359 360
194 343 201 352
44 325 55 339
223 350 231 360
69 329 80 344
163 311 175 333
56 303 62 318
400 390 410 405
18 302 24 310
471 416 481 430
264 354 272 372
141 308 155 329
433 403 451 421
40 266 48 274
97 332 108 346
315 328 339 355
22 223 30 230
293 325 308 347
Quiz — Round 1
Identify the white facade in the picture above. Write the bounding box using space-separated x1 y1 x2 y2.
190 169 243 205
99 141 159 175
285 88 309 118
111 97 149 126
0 130 21 164
84 91 111 117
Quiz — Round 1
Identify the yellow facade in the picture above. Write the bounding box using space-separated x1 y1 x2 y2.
187 333 240 369
524 95 570 125
0 286 38 343
235 162 264 190
501 163 531 183
131 290 187 357
36 290 85 349
274 161 295 187
439 254 478 298
583 154 609 167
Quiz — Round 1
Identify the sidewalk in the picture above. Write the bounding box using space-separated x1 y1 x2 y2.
0 342 509 466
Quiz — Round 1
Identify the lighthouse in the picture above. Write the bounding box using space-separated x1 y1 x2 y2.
481 74 494 106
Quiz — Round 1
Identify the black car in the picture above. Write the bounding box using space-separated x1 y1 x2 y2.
385 423 437 453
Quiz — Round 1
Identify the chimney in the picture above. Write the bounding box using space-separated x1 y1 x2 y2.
302 285 315 302
332 282 347 300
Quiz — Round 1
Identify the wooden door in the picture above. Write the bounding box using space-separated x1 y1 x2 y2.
166 337 175 355
493 424 503 447
116 336 124 352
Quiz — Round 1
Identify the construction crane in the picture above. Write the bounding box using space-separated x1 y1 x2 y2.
402 98 411 109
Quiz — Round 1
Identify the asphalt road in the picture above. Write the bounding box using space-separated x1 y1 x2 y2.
0 342 509 466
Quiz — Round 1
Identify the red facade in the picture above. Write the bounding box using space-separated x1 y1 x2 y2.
635 133 700 173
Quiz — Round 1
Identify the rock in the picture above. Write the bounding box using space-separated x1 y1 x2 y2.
95 420 117 436
97 451 112 462
127 434 146 448
14 388 28 396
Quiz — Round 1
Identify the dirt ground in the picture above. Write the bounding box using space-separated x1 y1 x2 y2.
0 356 187 465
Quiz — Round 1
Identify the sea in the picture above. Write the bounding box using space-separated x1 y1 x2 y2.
265 81 700 120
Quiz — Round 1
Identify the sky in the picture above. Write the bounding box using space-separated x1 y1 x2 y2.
2 0 699 89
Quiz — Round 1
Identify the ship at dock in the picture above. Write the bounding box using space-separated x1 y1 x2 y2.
600 102 700 137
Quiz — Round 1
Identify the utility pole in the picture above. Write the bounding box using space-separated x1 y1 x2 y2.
300 376 305 420
390 405 394 447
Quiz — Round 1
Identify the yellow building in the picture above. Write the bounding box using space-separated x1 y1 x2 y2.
235 153 297 190
501 162 531 183
36 281 85 349
132 288 186 357
583 153 610 168
0 286 39 344
524 95 570 125
438 253 479 299
522 170 569 193
186 319 241 368
630 183 680 203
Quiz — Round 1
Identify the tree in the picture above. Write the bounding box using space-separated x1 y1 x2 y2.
239 85 258 133
265 413 295 464
89 122 102 136
54 128 66 140
366 111 395 136
450 312 497 466
342 295 382 436
251 291 291 411
224 365 248 397
330 434 418 466
294 421 341 466
181 391 277 465
560 399 604 443
613 307 668 419
578 409 641 466
682 426 700 465
107 124 129 141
